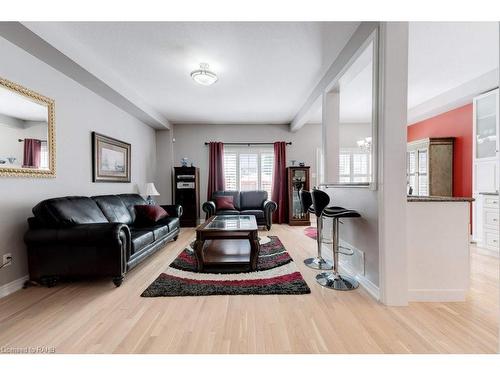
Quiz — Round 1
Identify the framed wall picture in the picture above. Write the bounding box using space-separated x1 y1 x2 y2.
92 132 131 183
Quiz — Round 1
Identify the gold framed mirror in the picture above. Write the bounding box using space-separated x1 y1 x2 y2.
0 76 55 177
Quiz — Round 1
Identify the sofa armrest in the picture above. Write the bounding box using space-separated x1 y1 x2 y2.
263 200 277 212
24 223 131 249
262 200 277 230
202 201 216 218
160 204 183 218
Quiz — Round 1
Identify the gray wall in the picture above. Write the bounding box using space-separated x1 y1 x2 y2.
172 123 322 216
0 36 157 288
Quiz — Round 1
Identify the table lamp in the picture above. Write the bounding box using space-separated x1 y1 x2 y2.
145 182 160 205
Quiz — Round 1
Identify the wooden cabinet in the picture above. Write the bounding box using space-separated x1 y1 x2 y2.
287 166 311 226
407 137 454 196
472 89 499 252
173 167 200 227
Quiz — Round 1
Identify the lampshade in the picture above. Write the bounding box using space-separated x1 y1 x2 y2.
145 182 160 196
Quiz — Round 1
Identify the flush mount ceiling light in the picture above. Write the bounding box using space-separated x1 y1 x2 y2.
190 63 218 86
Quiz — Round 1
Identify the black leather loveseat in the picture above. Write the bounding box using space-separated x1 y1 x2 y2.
202 190 277 230
24 194 182 287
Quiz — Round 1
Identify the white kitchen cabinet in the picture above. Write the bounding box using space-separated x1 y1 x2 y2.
472 88 500 254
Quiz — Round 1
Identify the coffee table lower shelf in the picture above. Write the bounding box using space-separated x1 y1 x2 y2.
198 239 252 272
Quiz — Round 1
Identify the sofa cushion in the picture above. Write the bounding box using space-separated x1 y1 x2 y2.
212 191 240 210
240 191 268 210
92 195 134 224
130 229 154 254
33 196 108 228
240 209 265 219
135 205 168 225
117 194 148 223
150 224 170 241
148 217 180 240
216 210 240 216
215 196 236 210
164 217 180 232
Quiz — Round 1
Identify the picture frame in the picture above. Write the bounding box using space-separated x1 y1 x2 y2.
92 132 131 183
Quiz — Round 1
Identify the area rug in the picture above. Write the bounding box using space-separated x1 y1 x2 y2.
304 227 317 240
141 236 311 297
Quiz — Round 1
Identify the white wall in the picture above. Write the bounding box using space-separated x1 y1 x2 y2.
0 36 157 289
172 123 322 215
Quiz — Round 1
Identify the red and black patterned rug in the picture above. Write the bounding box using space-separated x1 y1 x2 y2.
304 227 317 240
141 236 311 297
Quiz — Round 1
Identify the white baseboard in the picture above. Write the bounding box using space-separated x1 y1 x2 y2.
408 289 466 302
339 262 380 301
320 237 380 301
0 275 29 299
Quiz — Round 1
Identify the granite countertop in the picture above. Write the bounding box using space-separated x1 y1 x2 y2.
407 195 475 202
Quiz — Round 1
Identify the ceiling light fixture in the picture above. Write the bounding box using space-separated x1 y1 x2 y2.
190 63 218 86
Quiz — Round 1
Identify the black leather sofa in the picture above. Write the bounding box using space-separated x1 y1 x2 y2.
202 190 277 230
24 194 182 287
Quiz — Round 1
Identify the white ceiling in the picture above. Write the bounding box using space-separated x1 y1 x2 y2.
24 22 359 125
408 22 498 109
0 86 47 122
308 22 499 125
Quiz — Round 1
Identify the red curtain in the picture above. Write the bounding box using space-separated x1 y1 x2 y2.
22 139 41 168
207 142 225 200
272 141 287 223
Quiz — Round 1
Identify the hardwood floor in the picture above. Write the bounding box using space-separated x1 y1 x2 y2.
0 225 498 353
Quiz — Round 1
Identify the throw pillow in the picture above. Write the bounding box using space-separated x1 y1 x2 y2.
215 196 236 210
135 205 169 224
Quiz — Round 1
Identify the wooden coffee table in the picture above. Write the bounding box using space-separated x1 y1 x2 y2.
193 215 260 272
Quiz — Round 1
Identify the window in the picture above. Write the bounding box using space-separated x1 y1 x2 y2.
338 149 371 183
223 147 274 197
406 147 429 196
40 141 49 169
223 153 237 190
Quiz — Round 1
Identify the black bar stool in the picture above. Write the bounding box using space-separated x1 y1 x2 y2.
300 189 333 270
316 206 361 290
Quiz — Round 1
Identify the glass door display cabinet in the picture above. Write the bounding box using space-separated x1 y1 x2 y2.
287 166 311 226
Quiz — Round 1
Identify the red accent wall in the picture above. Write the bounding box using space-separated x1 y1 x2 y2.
407 104 473 198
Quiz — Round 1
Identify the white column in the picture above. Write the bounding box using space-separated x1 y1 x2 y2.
322 91 340 184
377 22 409 306
155 128 175 205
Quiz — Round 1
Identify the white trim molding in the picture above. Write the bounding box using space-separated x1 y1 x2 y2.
339 262 380 301
0 275 28 299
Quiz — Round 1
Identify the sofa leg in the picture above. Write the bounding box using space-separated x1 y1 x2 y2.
112 276 124 287
173 235 179 241
40 276 59 288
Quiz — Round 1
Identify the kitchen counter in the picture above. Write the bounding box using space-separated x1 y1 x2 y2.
407 197 471 302
407 195 474 202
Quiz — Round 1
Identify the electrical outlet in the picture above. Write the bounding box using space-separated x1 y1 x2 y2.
2 253 12 267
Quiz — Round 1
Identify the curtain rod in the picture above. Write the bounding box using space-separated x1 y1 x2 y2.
204 142 292 146
18 139 47 143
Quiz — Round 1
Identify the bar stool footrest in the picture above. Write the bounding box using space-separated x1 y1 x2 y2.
304 257 333 270
316 272 359 290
